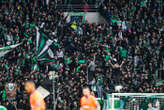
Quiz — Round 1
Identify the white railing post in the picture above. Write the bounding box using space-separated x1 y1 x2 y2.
112 93 114 110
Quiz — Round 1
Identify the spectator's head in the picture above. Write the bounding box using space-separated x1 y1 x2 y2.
148 103 152 108
25 80 35 93
82 86 90 97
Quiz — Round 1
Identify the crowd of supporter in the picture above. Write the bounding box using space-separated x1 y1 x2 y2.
0 0 164 110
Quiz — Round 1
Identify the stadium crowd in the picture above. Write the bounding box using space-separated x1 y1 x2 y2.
0 0 164 110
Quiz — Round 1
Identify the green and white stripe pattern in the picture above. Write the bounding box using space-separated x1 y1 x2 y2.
32 26 58 71
36 26 56 63
0 43 22 58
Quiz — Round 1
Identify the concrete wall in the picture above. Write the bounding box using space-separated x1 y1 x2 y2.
64 12 107 24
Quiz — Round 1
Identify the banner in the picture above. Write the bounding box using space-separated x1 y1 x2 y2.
5 83 17 100
70 12 85 16
36 86 50 99
69 12 85 23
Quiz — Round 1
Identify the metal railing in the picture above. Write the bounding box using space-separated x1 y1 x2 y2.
56 4 99 12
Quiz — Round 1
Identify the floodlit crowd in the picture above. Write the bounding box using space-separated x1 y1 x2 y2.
0 0 164 110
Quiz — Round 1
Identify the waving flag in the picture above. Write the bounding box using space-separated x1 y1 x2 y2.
0 43 22 58
32 26 59 71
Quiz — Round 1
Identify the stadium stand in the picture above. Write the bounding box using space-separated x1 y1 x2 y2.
0 0 164 110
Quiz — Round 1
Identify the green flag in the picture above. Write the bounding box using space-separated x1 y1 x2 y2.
78 60 86 64
0 43 22 58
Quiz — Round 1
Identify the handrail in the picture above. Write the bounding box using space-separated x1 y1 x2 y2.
57 5 97 9
57 4 96 7
56 4 99 12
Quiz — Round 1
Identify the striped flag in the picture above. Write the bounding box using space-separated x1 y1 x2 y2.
0 43 22 58
32 26 59 71
35 26 57 64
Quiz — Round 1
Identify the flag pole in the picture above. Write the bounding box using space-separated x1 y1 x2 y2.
87 66 89 85
52 70 58 110
53 71 56 110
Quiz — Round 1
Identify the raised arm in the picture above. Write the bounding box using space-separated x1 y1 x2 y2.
120 60 125 68
109 60 114 68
